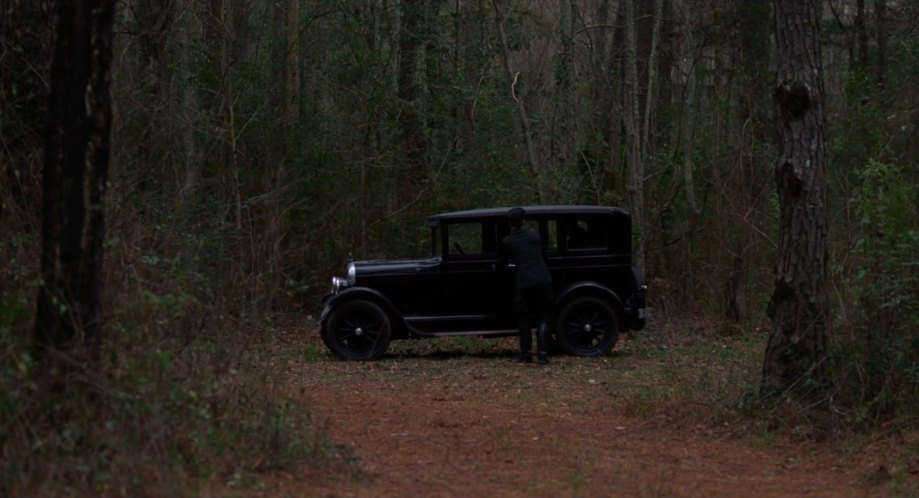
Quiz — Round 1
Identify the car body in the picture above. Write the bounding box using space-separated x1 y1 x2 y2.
319 205 649 360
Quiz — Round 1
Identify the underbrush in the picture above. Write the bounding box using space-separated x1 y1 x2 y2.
592 314 918 445
0 306 339 497
605 316 764 427
828 158 919 429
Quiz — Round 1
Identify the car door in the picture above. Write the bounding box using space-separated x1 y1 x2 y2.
435 219 510 332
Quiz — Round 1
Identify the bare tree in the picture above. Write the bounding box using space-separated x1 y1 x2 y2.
493 0 543 202
34 0 116 362
676 0 699 310
762 0 830 396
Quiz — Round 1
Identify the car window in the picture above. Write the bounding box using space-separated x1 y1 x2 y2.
448 222 490 257
543 219 559 254
431 226 443 256
565 216 609 251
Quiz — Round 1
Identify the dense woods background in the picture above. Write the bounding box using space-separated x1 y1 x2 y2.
1 0 917 494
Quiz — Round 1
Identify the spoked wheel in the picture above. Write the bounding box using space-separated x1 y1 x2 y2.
322 300 391 361
555 297 619 357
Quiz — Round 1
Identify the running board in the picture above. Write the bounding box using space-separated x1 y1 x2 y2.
410 329 518 338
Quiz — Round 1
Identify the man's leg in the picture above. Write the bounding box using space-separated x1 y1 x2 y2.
536 284 554 364
536 322 550 364
514 294 533 362
518 321 533 362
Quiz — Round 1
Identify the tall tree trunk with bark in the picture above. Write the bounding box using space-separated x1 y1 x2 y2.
623 0 645 268
397 0 428 215
855 0 868 68
34 0 116 362
762 0 830 396
178 1 199 209
679 4 698 310
589 0 611 148
552 0 576 187
605 0 626 179
876 0 887 88
397 0 424 138
641 0 663 164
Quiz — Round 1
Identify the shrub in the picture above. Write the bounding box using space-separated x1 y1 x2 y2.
832 158 919 425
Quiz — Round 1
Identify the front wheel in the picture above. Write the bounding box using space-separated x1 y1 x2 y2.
555 297 619 357
322 300 392 360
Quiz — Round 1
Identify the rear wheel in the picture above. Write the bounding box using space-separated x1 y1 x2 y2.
555 297 619 356
322 300 391 361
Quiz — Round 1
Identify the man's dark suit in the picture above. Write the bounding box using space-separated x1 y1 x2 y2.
501 227 552 291
500 226 554 363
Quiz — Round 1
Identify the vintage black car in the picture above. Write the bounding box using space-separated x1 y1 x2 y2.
319 205 648 360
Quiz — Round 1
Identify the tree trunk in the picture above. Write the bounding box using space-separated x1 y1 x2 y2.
397 0 428 214
589 0 611 147
135 0 173 180
397 0 420 103
605 0 625 178
762 0 830 396
493 0 542 201
34 0 116 362
285 0 301 127
641 0 663 163
552 0 576 183
876 0 887 87
456 0 486 157
679 5 698 310
623 0 644 269
855 0 868 68
178 0 199 208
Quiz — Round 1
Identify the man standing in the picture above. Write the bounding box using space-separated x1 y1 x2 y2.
500 207 554 364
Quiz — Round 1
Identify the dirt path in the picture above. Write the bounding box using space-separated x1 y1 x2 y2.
268 331 914 497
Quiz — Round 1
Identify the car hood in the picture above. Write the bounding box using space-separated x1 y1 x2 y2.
353 257 441 276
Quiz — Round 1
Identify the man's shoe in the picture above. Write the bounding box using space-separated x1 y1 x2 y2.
513 354 533 363
537 353 549 365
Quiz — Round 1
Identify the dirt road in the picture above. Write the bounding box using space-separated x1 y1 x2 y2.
269 331 914 497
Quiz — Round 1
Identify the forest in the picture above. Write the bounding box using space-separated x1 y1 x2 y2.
1 0 917 495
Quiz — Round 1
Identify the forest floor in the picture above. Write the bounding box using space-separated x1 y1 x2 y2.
249 320 919 498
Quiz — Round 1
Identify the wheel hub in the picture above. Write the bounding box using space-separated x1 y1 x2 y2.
583 323 592 332
355 327 364 336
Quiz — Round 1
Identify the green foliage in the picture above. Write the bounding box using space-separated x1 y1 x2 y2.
830 157 918 423
1 202 335 496
1 318 333 497
820 6 919 425
3 2 919 485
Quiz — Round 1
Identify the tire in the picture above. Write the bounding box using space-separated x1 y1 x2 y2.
322 300 392 361
555 296 619 357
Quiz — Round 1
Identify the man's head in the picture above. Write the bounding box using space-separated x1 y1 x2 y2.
507 207 525 228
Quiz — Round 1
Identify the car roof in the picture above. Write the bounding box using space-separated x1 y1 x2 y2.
425 205 630 227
